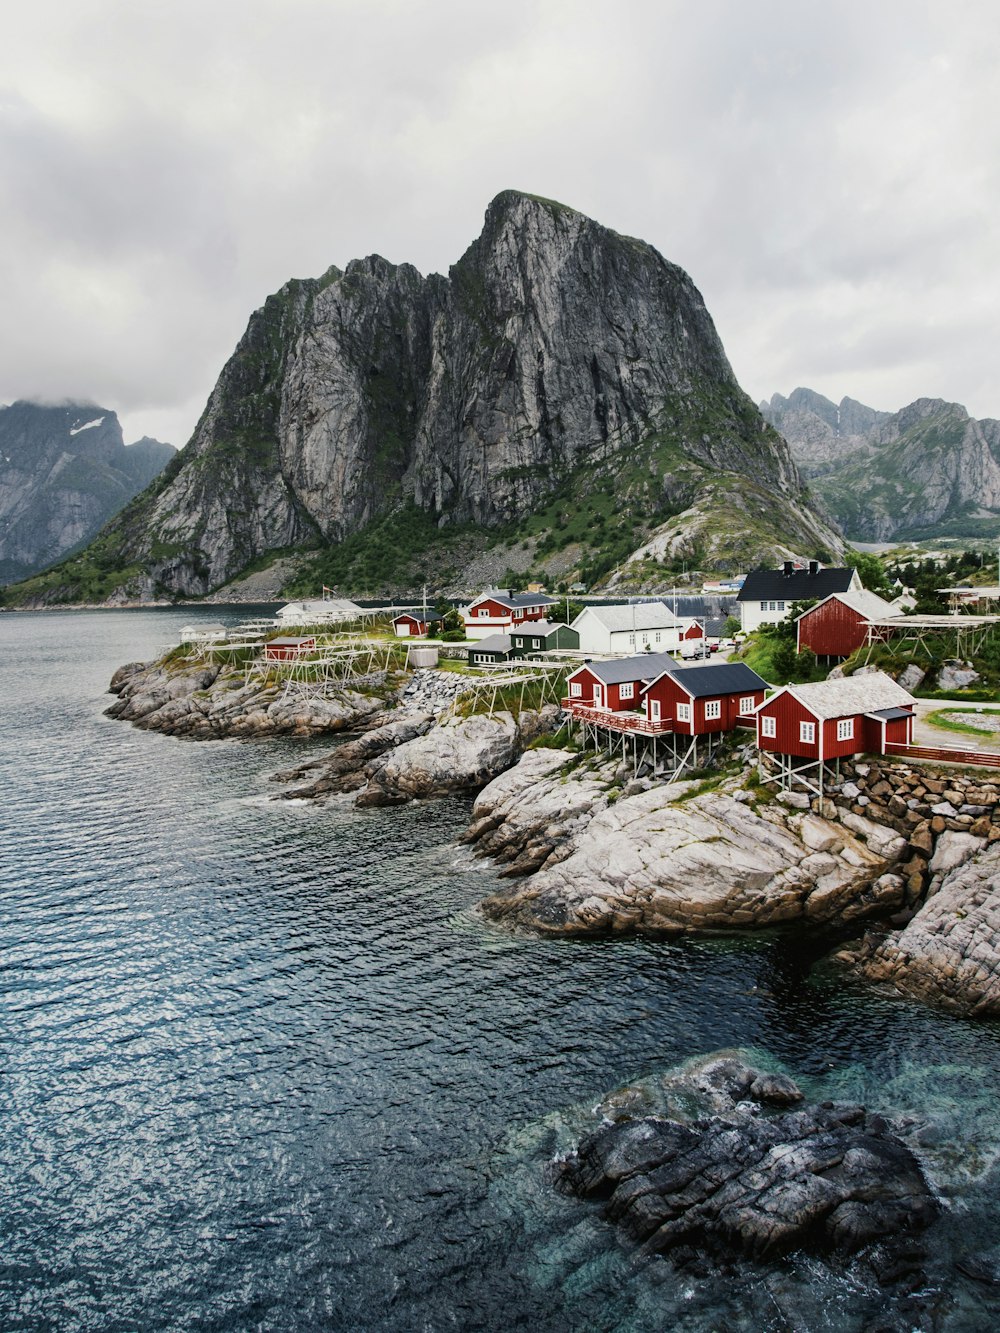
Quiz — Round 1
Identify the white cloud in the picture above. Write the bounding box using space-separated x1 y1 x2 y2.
1 0 998 447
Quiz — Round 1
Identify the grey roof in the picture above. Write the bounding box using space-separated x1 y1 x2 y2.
642 661 770 699
574 602 681 632
702 616 728 638
470 634 513 654
472 590 557 610
777 672 915 721
866 706 912 721
574 651 677 684
795 589 896 622
737 567 856 603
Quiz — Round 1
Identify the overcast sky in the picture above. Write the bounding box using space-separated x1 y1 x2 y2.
1 0 997 447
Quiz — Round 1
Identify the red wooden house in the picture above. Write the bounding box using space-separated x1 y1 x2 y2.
755 672 915 762
795 590 898 662
640 662 768 733
566 653 677 713
462 589 558 640
392 612 437 637
264 635 316 662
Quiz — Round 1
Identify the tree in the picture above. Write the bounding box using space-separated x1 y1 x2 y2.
845 550 892 594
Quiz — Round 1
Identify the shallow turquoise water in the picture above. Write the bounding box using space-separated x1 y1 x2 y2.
1 606 999 1330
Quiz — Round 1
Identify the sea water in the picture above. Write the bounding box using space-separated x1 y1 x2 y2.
2 607 999 1331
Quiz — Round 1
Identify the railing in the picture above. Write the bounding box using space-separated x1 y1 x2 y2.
561 699 673 735
885 741 1000 769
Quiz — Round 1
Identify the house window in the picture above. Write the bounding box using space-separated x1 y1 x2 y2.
739 696 754 714
532 639 540 649
800 721 816 744
761 715 776 738
654 631 661 643
478 608 489 617
705 700 721 720
570 683 582 697
776 601 785 611
837 718 854 741
677 703 691 723
628 633 635 645
620 682 634 700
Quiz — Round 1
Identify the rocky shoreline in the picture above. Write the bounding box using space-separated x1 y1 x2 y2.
107 653 1000 1017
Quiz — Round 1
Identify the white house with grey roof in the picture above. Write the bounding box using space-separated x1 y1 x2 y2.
570 601 700 656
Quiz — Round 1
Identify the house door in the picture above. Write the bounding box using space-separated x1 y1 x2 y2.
649 699 660 723
594 684 605 709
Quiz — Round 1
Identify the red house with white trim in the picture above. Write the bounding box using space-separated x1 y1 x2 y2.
566 653 676 713
795 590 899 661
264 635 317 662
755 672 915 761
462 589 558 640
392 612 437 637
640 662 768 734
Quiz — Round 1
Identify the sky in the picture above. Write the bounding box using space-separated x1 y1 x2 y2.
1 0 998 449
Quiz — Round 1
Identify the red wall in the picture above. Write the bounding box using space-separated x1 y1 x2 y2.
682 623 704 640
466 598 549 623
796 599 868 658
265 637 316 662
394 614 428 633
758 692 913 757
567 667 644 711
645 676 764 733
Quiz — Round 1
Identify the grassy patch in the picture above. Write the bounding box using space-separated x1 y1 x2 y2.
925 709 1000 736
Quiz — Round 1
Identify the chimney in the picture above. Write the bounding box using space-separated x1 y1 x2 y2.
782 561 793 577
808 560 819 576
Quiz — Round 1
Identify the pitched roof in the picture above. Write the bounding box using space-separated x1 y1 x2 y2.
795 589 897 622
511 620 571 637
767 671 914 721
737 567 856 603
469 590 557 611
470 634 513 653
642 661 770 699
573 601 681 632
572 651 677 685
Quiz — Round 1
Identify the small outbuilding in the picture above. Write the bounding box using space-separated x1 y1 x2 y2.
467 634 516 666
509 620 580 657
392 611 438 638
264 635 317 662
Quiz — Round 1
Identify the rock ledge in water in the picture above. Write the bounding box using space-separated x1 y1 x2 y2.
558 1054 937 1261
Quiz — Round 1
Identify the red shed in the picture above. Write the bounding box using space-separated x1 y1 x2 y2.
566 652 677 713
681 620 705 641
640 661 768 733
264 635 316 662
795 590 898 661
756 672 915 761
393 612 435 637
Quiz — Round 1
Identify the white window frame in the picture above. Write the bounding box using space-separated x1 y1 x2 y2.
704 699 721 720
799 721 816 744
620 682 634 701
628 632 635 645
761 715 776 738
478 607 489 617
739 696 754 714
837 718 854 741
654 631 661 643
677 702 691 723
570 682 582 697
776 601 785 611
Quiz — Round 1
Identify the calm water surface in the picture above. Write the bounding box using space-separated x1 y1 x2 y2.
2 607 1000 1331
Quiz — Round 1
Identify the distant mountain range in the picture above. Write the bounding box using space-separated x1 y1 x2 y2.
7 192 839 605
0 402 175 584
761 388 1000 541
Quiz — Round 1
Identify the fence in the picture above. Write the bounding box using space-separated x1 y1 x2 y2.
885 741 1000 769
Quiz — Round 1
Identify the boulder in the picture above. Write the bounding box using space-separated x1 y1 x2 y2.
355 710 525 805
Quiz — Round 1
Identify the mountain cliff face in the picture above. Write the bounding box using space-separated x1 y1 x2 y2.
16 193 836 602
763 389 1000 540
0 403 175 583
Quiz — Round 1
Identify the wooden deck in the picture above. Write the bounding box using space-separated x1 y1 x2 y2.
562 700 672 735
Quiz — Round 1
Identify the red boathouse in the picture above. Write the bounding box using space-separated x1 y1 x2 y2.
264 635 317 662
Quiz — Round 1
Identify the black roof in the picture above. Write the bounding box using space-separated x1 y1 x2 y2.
737 567 855 602
643 661 770 699
473 591 557 610
866 706 912 721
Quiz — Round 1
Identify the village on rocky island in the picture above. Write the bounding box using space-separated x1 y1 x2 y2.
107 558 1000 1024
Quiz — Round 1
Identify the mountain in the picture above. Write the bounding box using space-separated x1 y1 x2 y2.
762 389 1000 541
11 193 837 604
0 402 175 584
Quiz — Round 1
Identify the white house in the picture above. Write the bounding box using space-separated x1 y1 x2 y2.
736 562 861 633
275 596 363 626
570 601 695 655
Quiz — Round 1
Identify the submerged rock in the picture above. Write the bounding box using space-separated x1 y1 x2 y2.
558 1053 938 1262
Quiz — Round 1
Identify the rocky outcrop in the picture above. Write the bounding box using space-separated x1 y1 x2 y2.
476 760 908 935
764 388 1000 540
35 191 835 603
847 844 1000 1016
559 1052 938 1261
0 401 174 584
106 655 385 739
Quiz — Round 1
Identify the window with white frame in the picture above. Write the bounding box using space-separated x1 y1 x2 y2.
570 682 582 697
677 702 691 723
478 608 489 617
761 715 776 737
776 601 785 611
837 718 854 741
704 700 721 720
654 631 661 643
620 682 634 700
739 696 754 714
628 633 635 645
799 721 816 744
